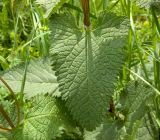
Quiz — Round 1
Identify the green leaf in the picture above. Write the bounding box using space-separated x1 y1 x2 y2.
84 80 156 140
0 132 10 140
12 95 76 140
135 115 158 140
133 0 152 8
84 119 125 140
121 80 154 114
35 0 69 18
0 59 60 99
50 12 129 130
123 114 158 140
120 80 155 139
133 0 160 10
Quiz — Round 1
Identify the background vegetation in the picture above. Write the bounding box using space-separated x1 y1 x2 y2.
0 0 160 139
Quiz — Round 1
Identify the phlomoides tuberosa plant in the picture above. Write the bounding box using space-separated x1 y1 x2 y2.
0 0 160 139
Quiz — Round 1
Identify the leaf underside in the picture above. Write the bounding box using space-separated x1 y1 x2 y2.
50 12 129 130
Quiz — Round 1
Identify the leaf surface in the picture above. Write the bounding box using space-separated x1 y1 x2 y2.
12 95 75 140
50 12 129 130
121 80 155 139
133 0 160 11
0 59 59 99
84 80 155 140
84 119 124 140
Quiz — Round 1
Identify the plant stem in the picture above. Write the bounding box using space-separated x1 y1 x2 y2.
81 0 90 27
0 105 14 128
0 77 20 124
64 3 97 19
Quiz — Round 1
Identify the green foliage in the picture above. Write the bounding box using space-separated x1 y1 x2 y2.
0 0 160 139
84 80 155 140
35 0 69 18
120 80 154 114
0 100 17 128
0 0 49 70
84 119 124 140
12 95 76 140
134 0 152 8
133 0 160 10
50 12 129 130
0 59 60 98
121 80 155 139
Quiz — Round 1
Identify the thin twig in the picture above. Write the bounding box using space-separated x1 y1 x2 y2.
0 77 20 124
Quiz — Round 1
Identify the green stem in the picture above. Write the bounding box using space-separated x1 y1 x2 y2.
64 3 96 19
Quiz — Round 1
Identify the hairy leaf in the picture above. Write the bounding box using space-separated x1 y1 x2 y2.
0 59 60 99
12 95 76 140
50 12 129 130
